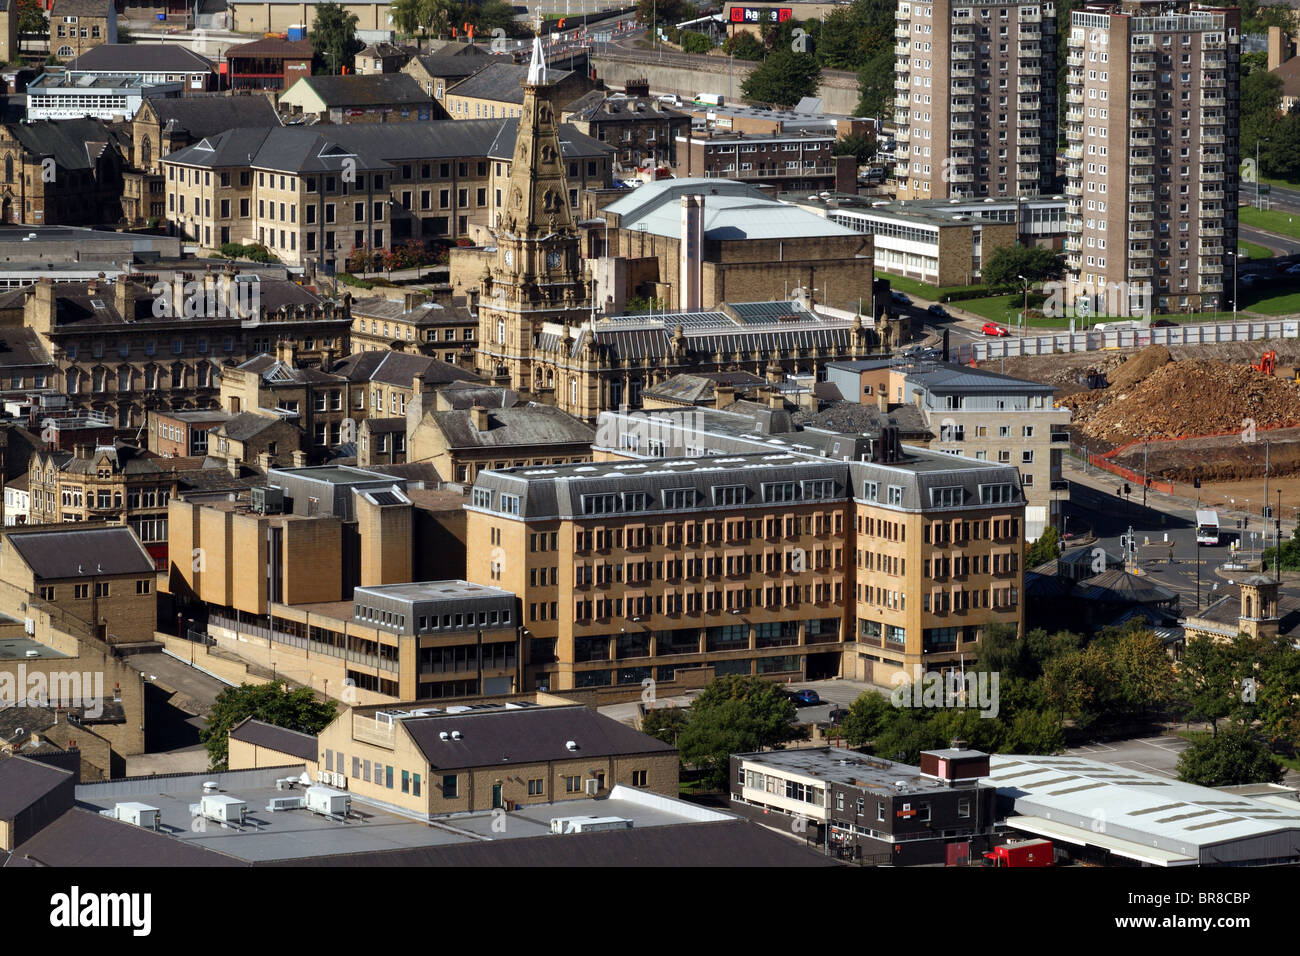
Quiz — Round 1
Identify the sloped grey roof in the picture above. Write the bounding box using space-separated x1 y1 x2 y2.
0 756 73 821
487 117 613 161
229 717 318 761
145 94 281 139
331 350 479 388
7 119 119 171
447 62 574 105
289 73 432 108
219 411 285 441
68 44 214 74
5 526 155 580
0 328 55 369
12 807 244 867
792 401 931 437
427 404 594 450
409 53 494 79
1078 569 1178 605
402 705 672 769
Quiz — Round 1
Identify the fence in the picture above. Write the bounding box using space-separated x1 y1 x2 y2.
969 317 1300 361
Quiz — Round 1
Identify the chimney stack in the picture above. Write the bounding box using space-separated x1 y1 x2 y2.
471 405 490 431
226 456 241 477
876 389 888 414
713 384 736 410
291 450 308 467
115 277 136 320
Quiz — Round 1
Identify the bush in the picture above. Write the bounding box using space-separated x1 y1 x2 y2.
216 242 276 263
680 30 711 54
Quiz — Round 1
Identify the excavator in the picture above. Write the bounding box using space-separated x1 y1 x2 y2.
1252 350 1300 381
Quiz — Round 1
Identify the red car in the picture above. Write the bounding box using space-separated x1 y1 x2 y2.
981 322 1011 336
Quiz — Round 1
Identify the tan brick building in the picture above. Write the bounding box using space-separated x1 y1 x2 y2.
407 403 595 485
0 118 126 227
350 293 478 362
0 524 158 645
49 0 116 61
465 426 1026 693
311 701 678 815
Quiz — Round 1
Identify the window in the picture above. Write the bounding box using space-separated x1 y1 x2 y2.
39 586 55 601
527 778 544 796
887 485 904 506
631 769 647 787
137 580 151 594
564 775 581 793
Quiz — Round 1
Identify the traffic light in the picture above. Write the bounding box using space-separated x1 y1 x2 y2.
1124 483 1131 496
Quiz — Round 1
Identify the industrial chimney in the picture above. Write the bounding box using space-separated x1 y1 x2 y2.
680 194 704 313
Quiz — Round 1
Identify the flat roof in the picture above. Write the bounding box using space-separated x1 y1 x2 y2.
353 581 515 603
269 465 393 484
736 747 953 796
73 768 736 864
0 636 70 660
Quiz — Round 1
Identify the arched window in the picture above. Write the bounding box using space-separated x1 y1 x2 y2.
141 136 151 168
3 155 11 183
57 46 73 57
570 378 578 407
497 319 505 344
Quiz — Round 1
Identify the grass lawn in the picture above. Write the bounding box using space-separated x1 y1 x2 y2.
875 271 989 302
1238 206 1300 241
1241 288 1300 315
954 293 1222 327
1238 239 1274 260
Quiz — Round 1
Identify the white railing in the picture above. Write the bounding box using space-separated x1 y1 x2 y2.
970 319 1300 361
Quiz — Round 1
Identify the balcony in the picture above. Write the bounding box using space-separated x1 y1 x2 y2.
1065 181 1083 196
1065 144 1082 160
1199 224 1225 237
1130 152 1155 166
1202 132 1225 145
1130 265 1154 277
1021 132 1041 145
1129 188 1154 202
953 64 975 78
1129 226 1154 239
1131 113 1154 127
1018 80 1041 94
1201 279 1224 292
1129 246 1154 259
896 25 912 39
1018 43 1041 56
894 94 911 108
1017 150 1040 163
1200 187 1225 200
951 135 974 148
1063 236 1081 252
948 172 975 183
893 163 910 178
952 81 976 94
1204 55 1226 69
952 26 974 39
895 128 910 144
1130 209 1154 222
1130 78 1155 91
1017 96 1040 111
1201 168 1225 182
1199 243 1224 256
1203 94 1226 107
1066 109 1083 122
895 42 911 56
1131 54 1155 69
952 46 975 61
950 118 974 130
895 7 909 20
895 77 911 92
951 99 974 113
893 145 910 161
1204 38 1225 50
1021 8 1042 22
1201 75 1225 89
1066 90 1084 105
1067 52 1084 67
1131 96 1156 108
1130 133 1155 147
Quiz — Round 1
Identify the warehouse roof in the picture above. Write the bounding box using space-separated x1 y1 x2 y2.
228 718 319 762
4 525 155 580
0 757 73 821
67 43 214 74
284 73 432 108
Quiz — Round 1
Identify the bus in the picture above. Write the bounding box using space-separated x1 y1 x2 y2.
1196 509 1220 546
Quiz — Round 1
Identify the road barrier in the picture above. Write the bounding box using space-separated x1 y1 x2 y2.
970 318 1300 360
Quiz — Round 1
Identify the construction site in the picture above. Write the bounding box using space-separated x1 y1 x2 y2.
981 342 1300 509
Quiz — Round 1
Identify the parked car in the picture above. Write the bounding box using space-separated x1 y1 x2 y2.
1150 319 1177 327
791 689 822 706
828 706 850 724
981 322 1011 336
1285 264 1300 276
891 291 911 306
927 304 948 317
1240 273 1261 286
902 345 940 360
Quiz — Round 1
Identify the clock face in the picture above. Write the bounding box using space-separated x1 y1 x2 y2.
503 249 514 267
547 251 562 269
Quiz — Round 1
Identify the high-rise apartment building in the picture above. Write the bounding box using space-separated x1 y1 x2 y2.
894 0 1058 200
1064 1 1240 315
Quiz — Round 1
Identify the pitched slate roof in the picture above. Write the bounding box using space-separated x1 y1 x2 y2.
448 62 574 105
225 37 313 59
0 756 73 821
287 73 432 108
5 525 155 579
331 350 479 388
218 411 287 441
50 0 113 17
402 705 673 769
427 404 594 450
408 53 492 79
11 807 245 867
146 94 281 139
0 328 55 369
487 117 612 161
229 717 318 761
6 118 119 171
68 43 214 74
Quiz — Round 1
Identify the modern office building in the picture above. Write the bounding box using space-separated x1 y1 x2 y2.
893 0 1058 200
1063 0 1241 314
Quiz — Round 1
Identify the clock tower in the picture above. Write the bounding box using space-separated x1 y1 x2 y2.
476 31 588 395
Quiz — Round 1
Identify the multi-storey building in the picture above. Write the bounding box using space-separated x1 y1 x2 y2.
49 0 116 61
672 128 856 194
1063 1 1241 315
224 37 312 92
893 0 1058 200
563 90 691 173
826 358 1070 538
465 425 1025 693
349 294 478 360
22 273 351 429
0 118 126 227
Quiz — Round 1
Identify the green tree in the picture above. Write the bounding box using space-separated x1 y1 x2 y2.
16 0 48 36
675 675 800 788
854 48 895 118
1256 642 1300 753
311 1 363 74
463 0 517 36
1041 644 1116 730
1002 709 1065 754
636 0 691 31
1111 628 1175 716
816 7 868 70
1025 526 1060 568
1174 635 1237 732
1241 69 1283 167
639 706 690 746
200 681 337 771
1241 50 1268 78
680 30 712 54
871 710 946 765
1176 725 1285 787
841 690 893 747
981 244 1065 290
833 132 876 164
741 50 821 107
723 31 766 61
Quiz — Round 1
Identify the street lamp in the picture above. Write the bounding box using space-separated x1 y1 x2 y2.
1017 274 1029 332
1226 250 1238 318
1257 138 1269 210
